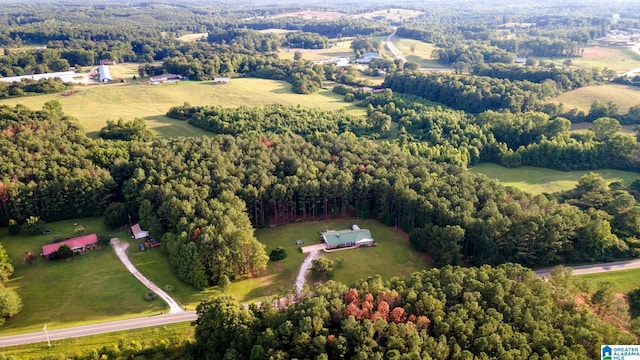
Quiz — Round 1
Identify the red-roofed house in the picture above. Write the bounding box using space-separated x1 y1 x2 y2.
42 234 99 259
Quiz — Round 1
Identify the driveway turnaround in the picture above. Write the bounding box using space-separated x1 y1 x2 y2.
110 238 183 314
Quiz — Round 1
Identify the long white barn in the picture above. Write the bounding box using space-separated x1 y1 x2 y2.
0 71 81 83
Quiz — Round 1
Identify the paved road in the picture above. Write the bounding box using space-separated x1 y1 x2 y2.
535 259 640 278
0 311 197 348
111 238 183 314
385 28 404 62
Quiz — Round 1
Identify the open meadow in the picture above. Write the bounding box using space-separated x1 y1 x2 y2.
277 39 354 61
0 218 163 336
0 77 364 137
548 84 640 114
564 45 640 73
471 163 638 194
391 37 446 68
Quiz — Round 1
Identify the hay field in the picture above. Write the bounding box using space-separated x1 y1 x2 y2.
392 37 446 68
471 163 638 195
548 84 640 114
0 78 364 137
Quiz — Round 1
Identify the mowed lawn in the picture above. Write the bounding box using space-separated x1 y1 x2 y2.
0 218 164 335
471 163 638 194
130 219 428 305
577 268 640 294
548 84 640 114
323 220 429 286
0 77 364 137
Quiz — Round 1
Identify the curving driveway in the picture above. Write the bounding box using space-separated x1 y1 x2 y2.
386 28 405 62
110 238 183 314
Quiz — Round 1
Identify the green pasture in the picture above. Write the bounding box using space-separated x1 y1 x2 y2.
278 40 354 61
0 77 364 137
0 321 193 359
564 46 640 72
0 218 164 336
392 37 446 68
577 268 640 294
470 163 638 194
548 84 640 114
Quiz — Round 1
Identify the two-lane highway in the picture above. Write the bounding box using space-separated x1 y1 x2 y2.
0 311 197 348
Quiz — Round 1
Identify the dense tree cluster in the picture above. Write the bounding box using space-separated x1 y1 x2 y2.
192 264 634 359
472 63 599 92
166 103 381 138
0 77 69 99
99 118 153 142
0 103 114 224
383 72 548 114
0 240 21 327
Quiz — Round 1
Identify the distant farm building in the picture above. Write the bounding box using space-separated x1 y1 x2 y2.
321 227 374 250
355 52 380 64
149 73 182 85
100 59 117 65
99 65 112 82
130 223 149 240
213 77 230 84
41 234 99 259
0 71 82 84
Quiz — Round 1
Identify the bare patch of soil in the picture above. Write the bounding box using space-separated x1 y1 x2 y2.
61 89 81 97
582 46 618 58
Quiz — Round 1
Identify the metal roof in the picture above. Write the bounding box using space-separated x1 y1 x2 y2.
321 229 372 247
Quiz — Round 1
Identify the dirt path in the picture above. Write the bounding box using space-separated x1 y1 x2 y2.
295 250 321 292
110 238 183 314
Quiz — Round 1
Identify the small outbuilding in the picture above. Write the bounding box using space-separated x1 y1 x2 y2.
130 223 149 240
213 77 230 84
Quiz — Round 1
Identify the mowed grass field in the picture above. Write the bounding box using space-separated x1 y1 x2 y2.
0 77 364 137
548 84 640 114
471 163 638 194
0 218 164 336
566 46 640 72
392 37 447 68
577 268 640 294
278 40 354 61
